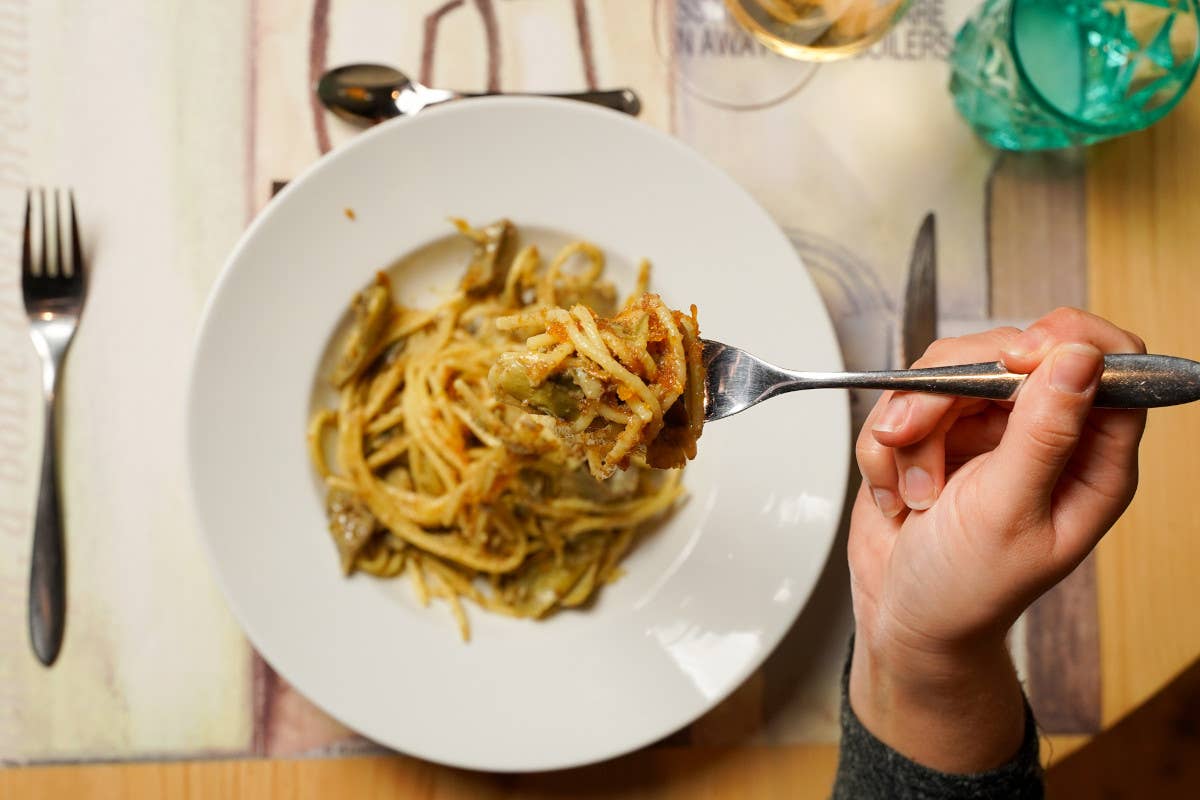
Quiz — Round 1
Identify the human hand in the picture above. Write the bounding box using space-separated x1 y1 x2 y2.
848 307 1147 772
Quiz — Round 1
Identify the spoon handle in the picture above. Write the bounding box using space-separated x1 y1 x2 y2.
464 89 641 116
809 354 1200 408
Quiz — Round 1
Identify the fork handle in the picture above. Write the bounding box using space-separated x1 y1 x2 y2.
807 354 1200 408
29 353 66 666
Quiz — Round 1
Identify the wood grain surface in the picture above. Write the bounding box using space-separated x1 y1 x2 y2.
1090 87 1200 726
1046 656 1200 798
0 738 1095 798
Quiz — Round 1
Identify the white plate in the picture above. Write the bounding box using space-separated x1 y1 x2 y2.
187 98 849 772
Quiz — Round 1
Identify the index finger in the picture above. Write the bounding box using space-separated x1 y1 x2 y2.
873 326 1021 448
1000 307 1147 371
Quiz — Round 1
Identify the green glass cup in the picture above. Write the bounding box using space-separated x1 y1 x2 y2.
949 0 1200 151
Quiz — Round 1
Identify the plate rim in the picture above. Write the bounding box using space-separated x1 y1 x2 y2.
186 96 850 771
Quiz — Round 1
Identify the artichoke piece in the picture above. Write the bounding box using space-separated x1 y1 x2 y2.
326 488 378 575
490 355 582 421
559 282 617 316
559 559 602 608
456 218 515 296
332 276 393 387
558 464 639 503
501 534 607 617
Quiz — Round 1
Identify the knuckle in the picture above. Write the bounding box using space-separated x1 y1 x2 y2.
855 442 896 484
927 337 954 358
1124 330 1148 354
915 329 1022 370
1040 308 1148 355
914 337 955 367
855 436 886 468
990 326 1023 345
1048 306 1088 326
855 421 877 452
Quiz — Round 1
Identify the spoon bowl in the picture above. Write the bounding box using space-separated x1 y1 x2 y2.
316 64 437 123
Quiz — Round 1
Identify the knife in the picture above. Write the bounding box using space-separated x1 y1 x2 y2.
900 213 937 367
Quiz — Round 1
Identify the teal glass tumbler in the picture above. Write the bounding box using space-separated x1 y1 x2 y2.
949 0 1200 151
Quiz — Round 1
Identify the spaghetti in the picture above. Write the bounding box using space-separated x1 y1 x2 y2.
308 219 700 639
489 289 704 479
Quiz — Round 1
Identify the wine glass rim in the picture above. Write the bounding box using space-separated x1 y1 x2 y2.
723 0 915 62
1008 0 1200 137
651 0 821 110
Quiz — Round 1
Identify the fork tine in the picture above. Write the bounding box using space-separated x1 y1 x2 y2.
53 188 64 278
38 187 48 277
69 190 83 285
21 189 31 278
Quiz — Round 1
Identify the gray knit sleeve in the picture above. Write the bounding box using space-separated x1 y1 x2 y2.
832 640 1043 799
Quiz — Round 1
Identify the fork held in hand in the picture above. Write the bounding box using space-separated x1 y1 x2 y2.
22 188 86 666
702 340 1200 422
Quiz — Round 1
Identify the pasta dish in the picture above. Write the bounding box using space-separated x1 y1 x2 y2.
307 219 703 639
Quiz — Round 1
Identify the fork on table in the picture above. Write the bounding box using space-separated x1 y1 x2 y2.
22 189 86 666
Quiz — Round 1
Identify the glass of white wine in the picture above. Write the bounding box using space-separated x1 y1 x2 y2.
725 0 912 60
653 0 821 109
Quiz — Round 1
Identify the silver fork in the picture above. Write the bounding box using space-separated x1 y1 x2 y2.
701 340 1200 422
22 188 86 666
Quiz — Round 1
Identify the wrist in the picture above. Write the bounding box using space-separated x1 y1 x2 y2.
849 631 1027 774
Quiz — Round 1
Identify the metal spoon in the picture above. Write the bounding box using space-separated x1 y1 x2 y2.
316 63 642 123
702 341 1200 422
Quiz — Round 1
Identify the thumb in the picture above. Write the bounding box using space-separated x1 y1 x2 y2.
986 343 1104 516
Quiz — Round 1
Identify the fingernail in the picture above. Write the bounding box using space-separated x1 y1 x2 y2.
902 466 935 510
873 396 910 433
1003 328 1047 359
1050 344 1102 394
872 488 903 519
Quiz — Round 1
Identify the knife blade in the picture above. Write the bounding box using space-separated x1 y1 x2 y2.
900 213 938 367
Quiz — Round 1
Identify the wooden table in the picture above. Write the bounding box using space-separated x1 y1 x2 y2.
7 36 1200 800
